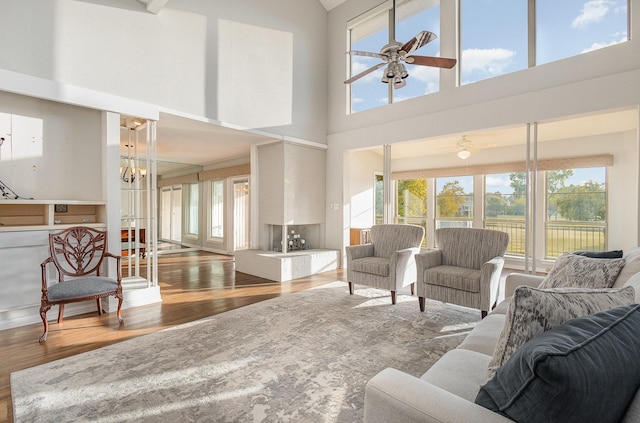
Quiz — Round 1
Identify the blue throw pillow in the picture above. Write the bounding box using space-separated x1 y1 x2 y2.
573 250 623 259
476 304 640 423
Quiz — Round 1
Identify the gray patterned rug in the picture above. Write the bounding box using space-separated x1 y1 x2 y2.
11 281 479 423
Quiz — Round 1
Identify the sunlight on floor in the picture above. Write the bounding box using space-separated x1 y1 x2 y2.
23 356 262 412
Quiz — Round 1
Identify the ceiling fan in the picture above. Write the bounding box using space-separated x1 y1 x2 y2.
452 136 497 159
344 0 457 89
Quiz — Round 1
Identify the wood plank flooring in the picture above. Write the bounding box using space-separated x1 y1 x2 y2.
0 250 344 423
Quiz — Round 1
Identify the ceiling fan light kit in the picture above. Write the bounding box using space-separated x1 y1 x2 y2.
457 149 471 160
344 0 456 88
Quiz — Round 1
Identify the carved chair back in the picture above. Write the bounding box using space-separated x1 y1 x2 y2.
49 226 108 281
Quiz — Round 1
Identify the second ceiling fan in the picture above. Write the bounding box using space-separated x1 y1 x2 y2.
344 0 457 89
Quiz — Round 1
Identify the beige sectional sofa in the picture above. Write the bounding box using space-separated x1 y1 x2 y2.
363 250 640 423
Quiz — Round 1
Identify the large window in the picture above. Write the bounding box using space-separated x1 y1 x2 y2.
537 0 628 65
396 178 428 244
187 183 199 236
460 0 628 84
374 173 384 224
485 172 526 255
211 179 224 238
435 176 473 228
348 0 441 113
546 167 607 257
460 0 527 85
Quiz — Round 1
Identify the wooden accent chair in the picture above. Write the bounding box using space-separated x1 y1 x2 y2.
39 226 124 343
416 227 509 318
345 224 425 304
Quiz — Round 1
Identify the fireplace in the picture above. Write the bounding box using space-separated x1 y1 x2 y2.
265 224 322 253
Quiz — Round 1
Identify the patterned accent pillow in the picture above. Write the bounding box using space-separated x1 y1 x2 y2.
538 253 625 289
487 285 636 378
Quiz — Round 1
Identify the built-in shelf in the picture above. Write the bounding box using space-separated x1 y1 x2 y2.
0 200 106 232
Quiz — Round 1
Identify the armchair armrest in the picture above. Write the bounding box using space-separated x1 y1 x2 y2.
504 273 545 298
40 257 54 294
481 256 506 310
390 247 420 288
346 243 375 262
103 251 123 284
415 249 442 280
365 368 515 423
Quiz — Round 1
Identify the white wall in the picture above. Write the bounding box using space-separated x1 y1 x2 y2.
325 0 640 255
0 0 329 144
0 91 102 200
347 149 382 229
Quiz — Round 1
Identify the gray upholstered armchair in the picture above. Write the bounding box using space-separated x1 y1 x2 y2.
416 227 509 317
346 224 425 304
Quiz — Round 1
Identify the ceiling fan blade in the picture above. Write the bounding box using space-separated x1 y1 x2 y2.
344 62 385 84
400 31 437 55
347 50 386 60
406 55 457 69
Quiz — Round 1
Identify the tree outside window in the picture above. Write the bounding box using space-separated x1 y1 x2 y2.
436 177 473 228
546 168 606 257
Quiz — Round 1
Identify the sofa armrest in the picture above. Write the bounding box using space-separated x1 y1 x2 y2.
345 243 375 262
415 249 442 278
504 273 544 298
364 368 515 423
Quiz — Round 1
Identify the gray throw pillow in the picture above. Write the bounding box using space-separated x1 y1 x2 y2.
538 253 625 289
487 285 636 378
477 304 640 423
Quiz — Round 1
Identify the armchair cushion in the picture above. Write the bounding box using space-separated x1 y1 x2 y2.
47 276 119 301
350 257 390 277
477 304 640 423
424 266 481 292
487 285 636 377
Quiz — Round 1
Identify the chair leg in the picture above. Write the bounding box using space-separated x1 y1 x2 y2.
410 283 415 296
116 294 124 325
419 297 425 312
348 282 354 295
57 304 65 324
39 305 51 343
96 298 103 315
391 291 396 305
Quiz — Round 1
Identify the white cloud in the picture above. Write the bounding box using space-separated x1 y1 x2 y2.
461 48 516 76
572 0 611 29
351 57 383 84
486 175 511 190
581 36 626 53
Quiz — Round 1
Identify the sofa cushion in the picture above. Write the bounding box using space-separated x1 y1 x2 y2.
424 266 481 292
350 257 390 277
573 249 623 258
422 348 491 402
476 304 640 423
456 314 505 356
487 285 635 377
539 253 625 289
614 254 640 288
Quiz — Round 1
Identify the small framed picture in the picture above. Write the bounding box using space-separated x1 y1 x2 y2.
55 204 68 213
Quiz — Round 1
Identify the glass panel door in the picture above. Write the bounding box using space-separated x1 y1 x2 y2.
233 178 250 250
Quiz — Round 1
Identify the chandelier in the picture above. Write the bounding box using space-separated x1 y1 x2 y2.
120 157 147 183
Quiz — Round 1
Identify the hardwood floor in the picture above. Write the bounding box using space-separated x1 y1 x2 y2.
0 251 344 423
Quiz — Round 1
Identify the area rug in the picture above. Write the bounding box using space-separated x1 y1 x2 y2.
11 281 479 423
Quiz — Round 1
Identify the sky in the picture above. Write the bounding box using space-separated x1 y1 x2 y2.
350 0 628 112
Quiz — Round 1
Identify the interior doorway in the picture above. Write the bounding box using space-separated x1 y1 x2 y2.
160 185 182 243
233 178 250 250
